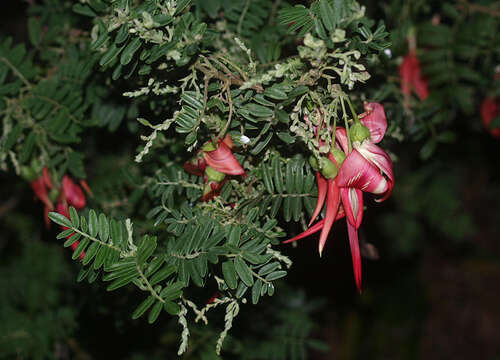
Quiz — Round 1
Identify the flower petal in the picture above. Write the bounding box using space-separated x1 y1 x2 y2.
283 219 325 244
203 141 245 176
62 175 86 210
318 179 340 256
340 187 363 229
336 149 389 195
30 177 53 210
347 222 362 293
308 171 328 227
357 142 394 201
334 127 349 154
359 102 387 143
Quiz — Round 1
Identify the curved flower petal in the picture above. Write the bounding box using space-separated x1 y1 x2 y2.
62 175 86 210
359 102 387 143
347 222 362 293
318 179 340 256
203 141 245 176
334 127 349 153
31 177 53 210
337 149 389 195
283 219 325 244
308 171 328 227
357 142 394 201
340 188 363 229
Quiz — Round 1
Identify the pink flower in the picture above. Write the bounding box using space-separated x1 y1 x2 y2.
62 175 86 210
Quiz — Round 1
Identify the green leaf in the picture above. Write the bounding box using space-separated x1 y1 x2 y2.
319 0 336 31
69 207 79 228
258 261 281 276
251 279 262 304
132 296 155 320
148 301 163 324
56 228 74 239
250 132 273 155
150 265 176 286
234 257 254 287
273 156 284 193
63 233 81 247
106 271 136 291
222 260 238 289
28 18 41 47
99 213 109 242
277 132 295 144
120 38 142 65
159 281 185 301
228 226 241 246
72 238 89 260
265 270 287 281
19 132 35 164
88 210 98 237
83 242 100 265
49 212 72 228
262 164 274 194
245 103 274 118
137 235 157 266
163 301 181 315
270 197 282 218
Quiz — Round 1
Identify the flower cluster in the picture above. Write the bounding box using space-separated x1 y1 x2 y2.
27 166 90 259
183 135 245 201
284 103 394 292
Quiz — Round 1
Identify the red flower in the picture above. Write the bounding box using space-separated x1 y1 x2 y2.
183 152 207 177
31 176 53 210
203 137 245 176
400 52 429 106
62 175 86 210
480 97 500 138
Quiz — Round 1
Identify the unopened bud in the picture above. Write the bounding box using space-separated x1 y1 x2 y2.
309 155 319 171
319 158 338 179
350 122 370 143
331 148 346 166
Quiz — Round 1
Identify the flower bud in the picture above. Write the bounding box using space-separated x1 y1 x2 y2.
319 158 338 179
331 148 346 166
309 155 319 171
205 166 226 182
350 122 371 143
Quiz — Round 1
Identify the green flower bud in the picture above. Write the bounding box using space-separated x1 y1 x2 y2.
205 166 225 182
319 158 338 179
331 148 346 166
309 155 319 171
350 122 370 143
